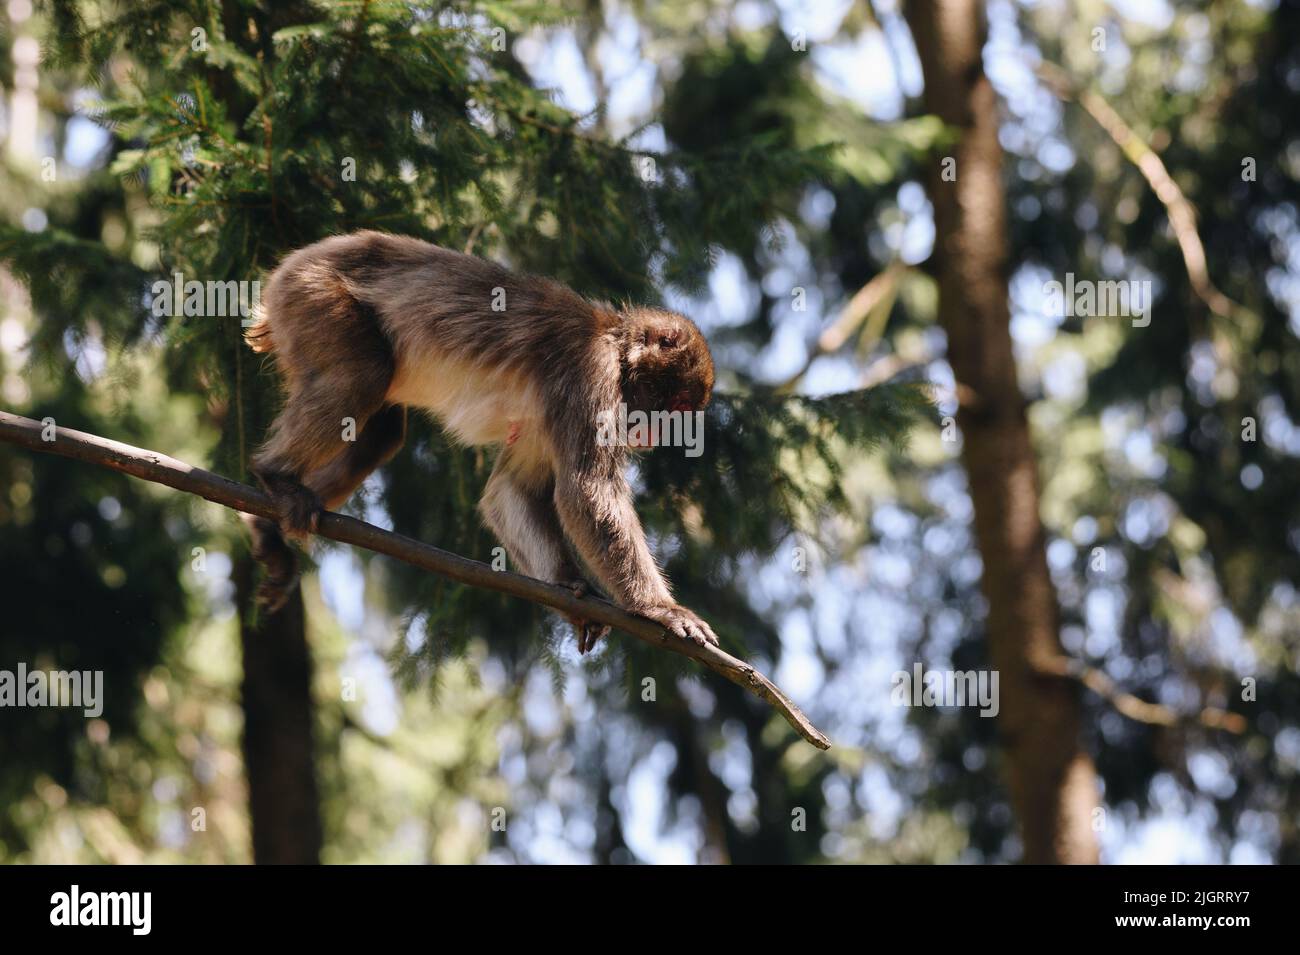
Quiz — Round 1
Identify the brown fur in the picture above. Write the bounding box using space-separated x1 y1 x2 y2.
244 231 717 649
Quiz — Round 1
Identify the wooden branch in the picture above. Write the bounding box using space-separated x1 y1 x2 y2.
0 411 831 750
777 259 908 394
1036 60 1249 323
1032 654 1245 734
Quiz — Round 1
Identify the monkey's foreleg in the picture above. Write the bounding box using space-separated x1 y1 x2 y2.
553 465 720 650
480 455 610 653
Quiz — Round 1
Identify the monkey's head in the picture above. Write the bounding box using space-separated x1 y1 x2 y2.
618 307 714 447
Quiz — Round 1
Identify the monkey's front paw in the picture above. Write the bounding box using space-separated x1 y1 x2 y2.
640 604 719 649
256 471 323 542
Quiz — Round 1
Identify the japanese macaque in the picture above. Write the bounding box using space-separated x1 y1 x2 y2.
243 230 717 653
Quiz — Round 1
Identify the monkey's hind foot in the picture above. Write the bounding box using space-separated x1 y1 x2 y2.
254 469 324 542
560 577 611 655
246 515 301 613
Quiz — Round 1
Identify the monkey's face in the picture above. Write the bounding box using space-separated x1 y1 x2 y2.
620 308 714 450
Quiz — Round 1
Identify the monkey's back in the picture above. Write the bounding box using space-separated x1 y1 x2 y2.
251 231 621 449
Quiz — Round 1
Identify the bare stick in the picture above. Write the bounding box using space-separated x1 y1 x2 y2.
1036 61 1248 323
777 259 908 393
0 411 831 749
1032 654 1245 734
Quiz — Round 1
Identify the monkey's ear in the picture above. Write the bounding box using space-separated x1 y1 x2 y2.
658 328 681 349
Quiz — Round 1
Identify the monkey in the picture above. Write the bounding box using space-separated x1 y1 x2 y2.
242 230 718 654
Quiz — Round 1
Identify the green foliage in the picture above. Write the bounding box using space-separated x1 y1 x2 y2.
0 225 149 355
0 0 934 863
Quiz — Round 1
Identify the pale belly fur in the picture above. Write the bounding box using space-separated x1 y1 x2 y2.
385 351 540 448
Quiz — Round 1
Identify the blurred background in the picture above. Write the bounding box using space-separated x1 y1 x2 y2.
0 0 1296 864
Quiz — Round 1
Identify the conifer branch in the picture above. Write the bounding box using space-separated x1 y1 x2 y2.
0 410 831 750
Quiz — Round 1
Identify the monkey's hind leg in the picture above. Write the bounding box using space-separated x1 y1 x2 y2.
304 405 407 510
248 366 393 610
251 369 393 537
245 258 397 607
243 513 301 612
248 406 406 612
244 461 320 612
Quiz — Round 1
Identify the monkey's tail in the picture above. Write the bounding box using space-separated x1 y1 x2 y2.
243 302 275 353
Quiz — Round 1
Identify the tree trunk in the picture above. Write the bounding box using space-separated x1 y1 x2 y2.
234 556 323 864
905 0 1100 864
